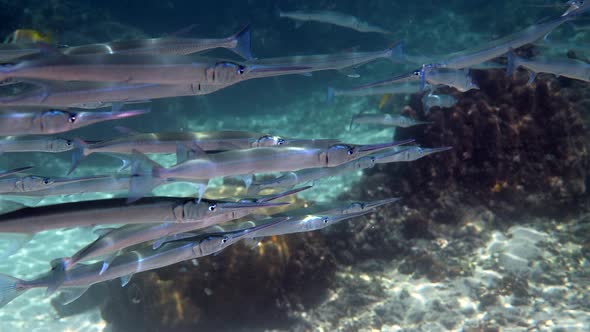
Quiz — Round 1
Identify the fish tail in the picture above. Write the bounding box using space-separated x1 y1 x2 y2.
68 138 89 175
230 25 253 60
0 273 26 308
128 149 164 203
386 40 405 63
326 87 335 103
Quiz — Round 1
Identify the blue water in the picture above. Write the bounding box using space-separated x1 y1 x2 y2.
0 1 589 331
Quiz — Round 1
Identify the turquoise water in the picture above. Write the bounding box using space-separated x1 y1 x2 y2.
0 1 589 331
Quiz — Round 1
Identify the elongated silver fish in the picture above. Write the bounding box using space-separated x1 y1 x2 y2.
351 65 478 93
247 42 405 76
0 220 279 308
279 10 393 34
63 25 252 59
59 187 307 271
68 130 339 173
433 15 575 70
0 81 225 109
0 196 286 235
0 136 75 153
507 51 590 83
0 174 124 196
128 140 413 201
249 156 377 193
326 82 420 102
351 113 432 129
0 107 148 135
0 54 310 86
374 146 452 163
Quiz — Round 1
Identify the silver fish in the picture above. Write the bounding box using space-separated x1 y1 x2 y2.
128 140 413 201
0 54 309 86
68 130 339 173
422 93 458 111
433 15 575 70
351 113 432 129
0 81 225 109
326 82 420 102
0 196 286 235
0 136 74 153
249 210 373 238
249 155 377 193
0 220 279 308
247 42 405 76
374 146 453 163
60 187 307 271
63 25 252 59
0 107 148 135
279 10 393 34
507 51 590 83
0 175 118 196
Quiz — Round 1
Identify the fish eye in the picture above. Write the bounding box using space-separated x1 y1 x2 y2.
237 65 246 75
277 138 285 145
66 140 73 146
323 217 329 224
208 204 217 212
68 114 77 123
417 148 424 155
347 148 354 155
221 236 229 244
42 178 50 185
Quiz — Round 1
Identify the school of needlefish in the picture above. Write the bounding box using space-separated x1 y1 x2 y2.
0 1 586 308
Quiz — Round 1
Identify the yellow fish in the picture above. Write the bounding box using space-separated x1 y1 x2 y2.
4 29 52 44
378 93 392 110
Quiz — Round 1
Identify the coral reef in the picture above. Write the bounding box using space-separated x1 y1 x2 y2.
362 69 590 223
100 232 336 332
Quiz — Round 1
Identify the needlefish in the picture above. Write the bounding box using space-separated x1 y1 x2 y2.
59 187 308 272
247 42 405 76
0 196 287 254
353 66 478 92
0 220 281 308
431 14 580 70
507 51 590 83
0 136 76 153
0 174 117 195
160 209 377 249
279 10 393 35
128 140 414 201
248 155 381 193
0 81 227 109
0 54 310 86
350 113 432 129
373 146 453 163
69 130 339 173
0 107 148 135
63 25 252 59
326 82 420 102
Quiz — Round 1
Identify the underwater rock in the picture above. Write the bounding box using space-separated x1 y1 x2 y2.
100 232 336 332
363 69 590 221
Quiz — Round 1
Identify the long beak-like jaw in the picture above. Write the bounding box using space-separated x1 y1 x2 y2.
363 197 402 210
356 139 415 157
423 146 453 156
75 109 149 127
